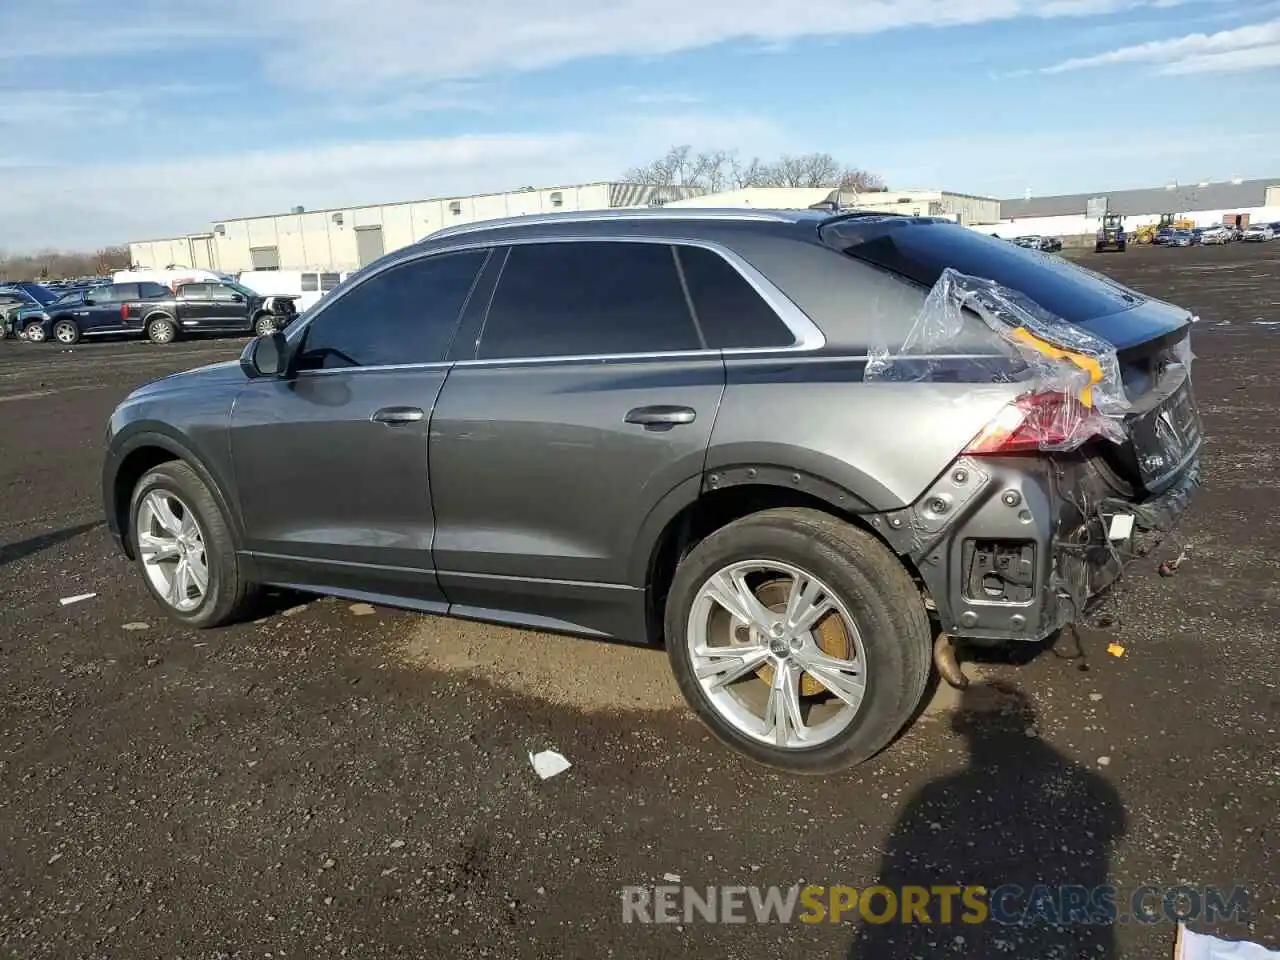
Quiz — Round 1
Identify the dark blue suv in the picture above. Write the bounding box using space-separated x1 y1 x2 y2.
23 281 172 344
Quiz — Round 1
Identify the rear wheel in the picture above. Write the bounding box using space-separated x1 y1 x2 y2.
52 319 80 345
129 461 260 627
664 508 931 774
147 315 177 344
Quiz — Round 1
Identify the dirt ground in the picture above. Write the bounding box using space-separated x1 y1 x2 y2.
1 241 1277 959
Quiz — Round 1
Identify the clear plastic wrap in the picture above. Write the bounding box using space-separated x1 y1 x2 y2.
865 268 1131 452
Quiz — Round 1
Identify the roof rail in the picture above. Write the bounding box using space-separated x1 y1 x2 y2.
422 207 808 242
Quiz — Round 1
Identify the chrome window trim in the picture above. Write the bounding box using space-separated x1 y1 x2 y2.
284 234 825 377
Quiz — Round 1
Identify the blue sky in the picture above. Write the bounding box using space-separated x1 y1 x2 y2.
2 0 1278 249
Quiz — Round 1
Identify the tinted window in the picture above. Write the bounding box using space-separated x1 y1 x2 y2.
211 284 241 301
52 291 85 306
181 284 211 301
301 273 319 292
822 220 1143 325
676 245 795 349
296 249 487 370
478 241 700 360
139 282 169 299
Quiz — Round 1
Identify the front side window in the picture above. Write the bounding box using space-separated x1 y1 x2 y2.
296 249 488 371
181 284 212 301
675 245 796 350
477 241 700 360
211 284 241 302
53 290 85 306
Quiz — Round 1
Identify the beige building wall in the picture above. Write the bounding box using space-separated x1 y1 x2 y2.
129 182 699 273
206 183 618 273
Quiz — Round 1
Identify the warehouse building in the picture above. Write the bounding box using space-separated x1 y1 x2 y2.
984 177 1280 239
666 187 1000 225
128 181 702 274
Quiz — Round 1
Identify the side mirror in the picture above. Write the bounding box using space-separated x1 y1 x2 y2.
83 298 96 306
230 293 245 302
240 331 289 379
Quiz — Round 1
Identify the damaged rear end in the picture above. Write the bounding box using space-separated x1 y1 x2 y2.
821 216 1203 643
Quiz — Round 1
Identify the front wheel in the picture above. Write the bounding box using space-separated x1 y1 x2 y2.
24 323 47 343
664 508 931 774
129 461 260 627
52 320 80 345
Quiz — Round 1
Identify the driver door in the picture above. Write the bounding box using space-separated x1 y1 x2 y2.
228 247 492 606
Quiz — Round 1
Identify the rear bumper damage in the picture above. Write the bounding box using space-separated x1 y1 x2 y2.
873 451 1200 644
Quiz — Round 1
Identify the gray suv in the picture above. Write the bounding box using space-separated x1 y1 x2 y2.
102 209 1202 773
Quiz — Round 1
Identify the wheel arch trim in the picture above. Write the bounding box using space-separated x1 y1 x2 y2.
104 426 243 559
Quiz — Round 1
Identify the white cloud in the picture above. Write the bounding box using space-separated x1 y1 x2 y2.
2 0 1197 89
1161 41 1280 73
0 113 785 250
1042 18 1280 73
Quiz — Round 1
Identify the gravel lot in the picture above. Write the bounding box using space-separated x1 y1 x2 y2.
1 242 1277 959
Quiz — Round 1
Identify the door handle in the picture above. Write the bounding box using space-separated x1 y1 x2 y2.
625 405 696 429
371 406 425 425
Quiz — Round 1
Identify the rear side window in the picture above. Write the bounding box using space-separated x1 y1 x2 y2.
296 249 488 370
139 282 169 299
301 273 319 292
676 245 796 349
823 220 1143 325
478 241 701 360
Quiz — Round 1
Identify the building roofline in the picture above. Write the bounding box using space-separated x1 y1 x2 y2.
211 181 687 225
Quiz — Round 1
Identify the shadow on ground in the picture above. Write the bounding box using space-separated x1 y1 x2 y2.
849 682 1126 958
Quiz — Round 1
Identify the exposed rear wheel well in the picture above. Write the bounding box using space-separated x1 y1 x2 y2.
645 484 917 645
113 446 180 557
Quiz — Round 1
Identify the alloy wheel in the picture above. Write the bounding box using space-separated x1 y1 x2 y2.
136 490 208 612
686 560 868 750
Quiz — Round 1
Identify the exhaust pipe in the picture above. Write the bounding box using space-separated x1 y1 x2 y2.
933 634 969 689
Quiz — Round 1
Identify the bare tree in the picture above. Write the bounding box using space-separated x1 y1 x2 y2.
625 147 884 193
0 245 131 283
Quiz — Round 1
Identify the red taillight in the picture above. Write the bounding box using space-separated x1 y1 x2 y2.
121 303 129 321
963 393 1097 454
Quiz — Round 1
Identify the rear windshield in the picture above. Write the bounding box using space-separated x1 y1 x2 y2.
821 218 1143 325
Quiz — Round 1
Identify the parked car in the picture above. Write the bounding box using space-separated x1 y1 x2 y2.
1198 225 1231 245
0 282 57 338
22 281 173 343
1012 236 1063 253
101 209 1202 773
1152 228 1175 246
1166 230 1195 247
117 280 299 344
1242 223 1275 242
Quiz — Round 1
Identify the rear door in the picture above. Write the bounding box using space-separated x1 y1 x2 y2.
80 283 131 332
175 283 216 330
428 239 726 640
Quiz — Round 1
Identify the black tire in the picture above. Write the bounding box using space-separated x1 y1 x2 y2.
146 315 177 344
664 507 931 774
24 323 47 343
128 461 260 628
52 319 80 345
253 312 277 337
